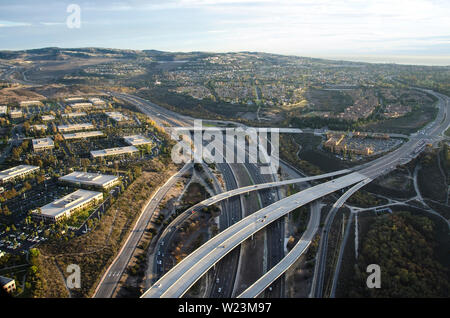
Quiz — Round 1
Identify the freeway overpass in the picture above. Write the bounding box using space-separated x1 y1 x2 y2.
141 171 368 298
238 178 372 298
237 201 323 298
141 89 450 298
201 169 351 207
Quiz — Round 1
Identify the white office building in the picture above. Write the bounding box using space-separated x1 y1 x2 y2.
70 102 93 109
32 137 54 152
59 171 119 189
105 112 130 122
91 146 138 158
0 106 7 116
88 97 106 106
63 131 104 140
0 165 40 183
123 135 152 146
9 108 23 119
33 189 103 222
58 123 94 133
62 112 87 118
20 100 43 107
41 115 55 121
64 97 85 103
33 124 47 131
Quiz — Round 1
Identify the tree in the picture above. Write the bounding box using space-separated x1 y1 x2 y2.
23 181 32 192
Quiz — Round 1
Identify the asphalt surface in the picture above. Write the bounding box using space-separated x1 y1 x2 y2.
142 171 369 298
244 162 285 298
310 89 450 298
238 200 322 298
143 89 450 298
207 163 242 298
93 163 191 298
310 179 372 298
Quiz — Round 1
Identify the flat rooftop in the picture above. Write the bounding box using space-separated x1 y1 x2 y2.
65 97 85 102
62 112 87 118
58 123 94 132
123 135 152 146
32 137 54 149
91 146 138 158
63 131 104 140
0 106 7 114
70 102 93 108
38 189 103 219
42 115 55 121
20 100 43 107
9 108 22 114
33 124 47 131
0 165 39 180
59 171 118 187
105 112 130 122
89 97 106 105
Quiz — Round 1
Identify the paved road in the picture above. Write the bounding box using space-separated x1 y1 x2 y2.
330 212 354 298
310 178 372 298
142 172 368 298
310 88 450 298
244 162 285 298
102 92 284 298
208 163 245 298
143 89 450 298
238 200 322 298
200 170 351 206
93 163 191 298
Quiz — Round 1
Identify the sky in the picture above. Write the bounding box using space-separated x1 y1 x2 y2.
1 0 450 65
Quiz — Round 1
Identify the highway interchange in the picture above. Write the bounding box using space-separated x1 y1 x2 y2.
95 91 288 298
3 62 448 299
142 88 450 298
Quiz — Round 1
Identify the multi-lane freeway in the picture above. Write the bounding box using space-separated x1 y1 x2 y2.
237 200 322 298
142 89 450 298
141 171 369 298
93 163 192 298
104 92 283 298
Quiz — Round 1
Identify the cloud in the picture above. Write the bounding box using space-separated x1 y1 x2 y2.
40 22 65 26
0 20 31 27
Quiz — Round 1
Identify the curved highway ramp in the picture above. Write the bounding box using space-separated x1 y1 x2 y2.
141 172 368 298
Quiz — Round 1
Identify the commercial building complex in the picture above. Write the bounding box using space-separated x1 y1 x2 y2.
90 146 138 158
63 131 104 140
42 115 55 121
62 112 87 118
88 97 106 107
58 123 94 133
0 165 40 183
105 112 130 122
59 171 119 189
9 108 23 119
33 189 103 223
32 137 54 152
70 102 93 109
123 135 152 146
33 124 47 131
19 100 43 107
64 97 85 103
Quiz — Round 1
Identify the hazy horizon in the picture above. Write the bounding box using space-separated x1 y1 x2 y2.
1 0 449 66
2 45 449 67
